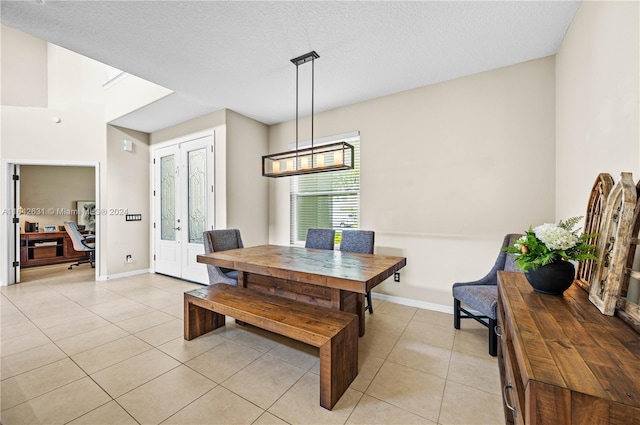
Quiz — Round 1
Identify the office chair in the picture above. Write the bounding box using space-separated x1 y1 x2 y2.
202 229 244 286
64 221 95 269
340 230 376 314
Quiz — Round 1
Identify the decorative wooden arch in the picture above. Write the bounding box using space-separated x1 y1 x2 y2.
576 173 614 291
616 179 640 332
589 172 637 315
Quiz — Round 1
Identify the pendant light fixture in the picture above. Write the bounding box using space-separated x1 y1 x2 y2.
262 51 354 178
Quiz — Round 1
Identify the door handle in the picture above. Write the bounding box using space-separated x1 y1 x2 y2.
174 226 181 231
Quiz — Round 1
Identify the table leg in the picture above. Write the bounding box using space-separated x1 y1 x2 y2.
238 271 248 288
337 289 365 337
356 293 365 337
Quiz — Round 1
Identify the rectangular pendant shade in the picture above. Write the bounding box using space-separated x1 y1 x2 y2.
262 141 354 178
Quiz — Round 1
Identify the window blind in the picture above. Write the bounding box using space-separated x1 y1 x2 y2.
290 138 360 244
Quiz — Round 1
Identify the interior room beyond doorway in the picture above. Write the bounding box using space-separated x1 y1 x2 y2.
18 165 96 282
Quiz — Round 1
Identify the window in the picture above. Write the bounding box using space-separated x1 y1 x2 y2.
290 134 360 245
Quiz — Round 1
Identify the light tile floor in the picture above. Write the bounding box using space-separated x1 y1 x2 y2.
1 264 504 425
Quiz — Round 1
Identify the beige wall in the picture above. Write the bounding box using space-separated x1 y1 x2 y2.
225 110 269 246
268 57 557 307
20 165 95 231
106 125 151 275
1 25 48 107
556 1 639 218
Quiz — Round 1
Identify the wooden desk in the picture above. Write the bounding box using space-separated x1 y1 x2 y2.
497 271 640 424
20 232 90 268
197 244 407 336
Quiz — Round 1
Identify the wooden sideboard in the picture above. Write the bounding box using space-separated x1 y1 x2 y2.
20 232 90 268
497 271 640 425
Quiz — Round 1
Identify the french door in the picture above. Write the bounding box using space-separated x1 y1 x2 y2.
153 135 214 284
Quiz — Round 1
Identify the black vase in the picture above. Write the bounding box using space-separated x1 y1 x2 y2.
524 261 575 295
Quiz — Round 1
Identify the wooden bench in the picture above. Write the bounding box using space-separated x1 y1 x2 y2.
184 283 359 410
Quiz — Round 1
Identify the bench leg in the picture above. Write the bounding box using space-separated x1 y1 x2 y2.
318 318 358 410
184 298 226 341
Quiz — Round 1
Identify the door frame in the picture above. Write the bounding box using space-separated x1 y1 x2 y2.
150 128 215 282
1 159 100 286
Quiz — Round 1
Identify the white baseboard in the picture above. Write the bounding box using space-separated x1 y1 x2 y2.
371 292 453 315
98 268 151 281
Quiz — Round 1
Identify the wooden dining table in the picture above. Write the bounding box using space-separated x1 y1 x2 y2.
196 244 407 336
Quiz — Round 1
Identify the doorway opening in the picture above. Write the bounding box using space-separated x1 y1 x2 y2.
2 160 99 285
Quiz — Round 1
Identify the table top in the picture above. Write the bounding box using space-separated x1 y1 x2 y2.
197 244 407 293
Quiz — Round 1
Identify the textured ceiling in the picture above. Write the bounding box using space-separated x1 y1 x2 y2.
1 1 580 133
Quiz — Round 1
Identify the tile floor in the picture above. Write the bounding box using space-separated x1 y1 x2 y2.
1 264 504 425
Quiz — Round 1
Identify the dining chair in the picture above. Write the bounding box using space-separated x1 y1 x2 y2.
452 233 522 356
64 221 95 269
340 230 376 314
305 228 336 250
202 229 244 286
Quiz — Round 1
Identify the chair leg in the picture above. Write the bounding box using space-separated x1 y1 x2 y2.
488 317 497 357
68 251 95 270
365 291 373 314
453 298 461 329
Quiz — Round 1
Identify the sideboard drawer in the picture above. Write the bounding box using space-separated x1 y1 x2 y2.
501 329 524 425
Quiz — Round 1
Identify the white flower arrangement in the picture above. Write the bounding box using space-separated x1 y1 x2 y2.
533 223 580 251
504 217 597 272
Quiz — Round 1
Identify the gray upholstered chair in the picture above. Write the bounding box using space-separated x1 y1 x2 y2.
203 229 244 286
340 229 376 314
452 233 522 356
64 221 95 269
304 228 335 250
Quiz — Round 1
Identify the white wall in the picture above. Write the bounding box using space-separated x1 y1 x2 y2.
268 57 557 307
556 1 639 218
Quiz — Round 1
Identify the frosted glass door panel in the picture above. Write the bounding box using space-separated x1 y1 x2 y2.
187 148 206 244
160 155 176 241
153 135 213 284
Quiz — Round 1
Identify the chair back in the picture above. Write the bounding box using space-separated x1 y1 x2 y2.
501 233 524 272
64 221 93 252
340 230 375 254
203 229 244 275
204 229 244 253
305 228 335 250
